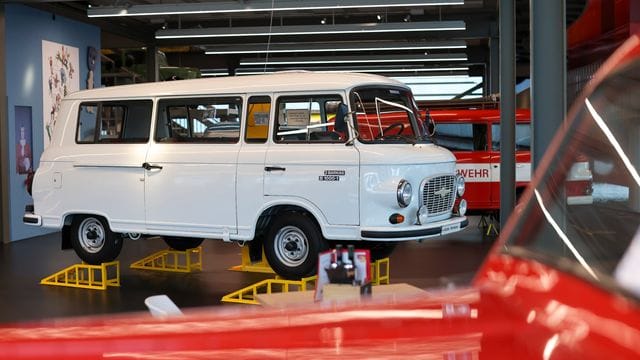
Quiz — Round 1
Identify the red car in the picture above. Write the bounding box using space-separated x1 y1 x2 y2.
2 36 640 360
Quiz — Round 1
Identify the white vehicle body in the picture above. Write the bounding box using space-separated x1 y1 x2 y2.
24 71 468 278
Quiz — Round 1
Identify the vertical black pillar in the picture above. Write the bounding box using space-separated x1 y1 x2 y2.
0 5 9 243
146 44 159 82
499 0 516 228
489 30 500 95
531 0 566 170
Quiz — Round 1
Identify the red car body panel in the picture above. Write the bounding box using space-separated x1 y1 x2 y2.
1 254 638 359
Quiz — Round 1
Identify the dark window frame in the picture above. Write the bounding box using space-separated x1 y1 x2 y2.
75 100 152 144
273 94 346 144
155 97 243 144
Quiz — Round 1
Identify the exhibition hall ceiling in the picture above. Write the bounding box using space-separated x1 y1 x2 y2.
28 1 587 83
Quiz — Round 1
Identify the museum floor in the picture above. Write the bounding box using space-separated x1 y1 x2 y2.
0 216 495 324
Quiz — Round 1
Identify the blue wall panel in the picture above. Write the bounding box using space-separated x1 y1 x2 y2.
5 4 100 241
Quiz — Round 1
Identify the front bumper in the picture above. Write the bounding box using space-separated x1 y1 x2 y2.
361 217 468 240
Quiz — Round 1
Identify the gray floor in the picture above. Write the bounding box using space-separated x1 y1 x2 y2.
0 216 495 325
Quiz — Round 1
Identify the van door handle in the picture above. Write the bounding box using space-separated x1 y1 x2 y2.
142 162 163 171
264 166 286 172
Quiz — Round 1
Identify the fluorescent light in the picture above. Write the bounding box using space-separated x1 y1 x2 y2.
89 0 464 17
239 53 467 66
234 67 469 75
204 40 466 55
201 72 229 77
156 21 466 39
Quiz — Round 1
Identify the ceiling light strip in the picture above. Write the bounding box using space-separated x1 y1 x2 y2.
89 0 464 17
205 40 467 55
239 53 468 66
156 21 466 39
235 67 469 75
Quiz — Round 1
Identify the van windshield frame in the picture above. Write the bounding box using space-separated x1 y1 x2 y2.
349 86 430 145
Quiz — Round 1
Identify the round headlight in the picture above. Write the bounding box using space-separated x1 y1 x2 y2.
457 199 467 216
417 205 429 224
397 180 413 208
456 174 465 197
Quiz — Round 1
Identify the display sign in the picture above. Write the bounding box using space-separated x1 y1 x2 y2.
285 109 310 126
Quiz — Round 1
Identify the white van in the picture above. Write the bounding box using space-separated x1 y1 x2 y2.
24 71 468 278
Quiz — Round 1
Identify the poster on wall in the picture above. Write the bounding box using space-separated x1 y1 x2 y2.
15 106 33 175
42 40 79 149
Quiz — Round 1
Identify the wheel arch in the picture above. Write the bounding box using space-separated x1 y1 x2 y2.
61 212 114 249
254 201 326 242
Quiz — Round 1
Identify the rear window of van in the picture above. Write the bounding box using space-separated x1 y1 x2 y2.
76 100 152 143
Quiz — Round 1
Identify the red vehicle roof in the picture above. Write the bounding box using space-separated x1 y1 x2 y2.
426 109 531 123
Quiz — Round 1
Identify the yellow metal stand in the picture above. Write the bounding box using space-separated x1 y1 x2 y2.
130 247 202 273
478 214 500 236
221 257 390 305
228 246 275 274
40 261 120 290
370 257 390 285
221 275 317 305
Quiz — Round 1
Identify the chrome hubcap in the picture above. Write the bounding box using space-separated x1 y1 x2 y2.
274 226 309 267
78 218 105 254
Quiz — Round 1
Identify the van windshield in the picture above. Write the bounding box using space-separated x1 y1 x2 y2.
351 87 428 144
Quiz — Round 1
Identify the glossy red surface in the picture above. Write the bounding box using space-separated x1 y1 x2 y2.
1 253 638 359
567 0 631 67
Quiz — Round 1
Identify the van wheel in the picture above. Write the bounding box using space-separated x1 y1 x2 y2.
264 212 328 279
70 215 122 265
163 237 204 251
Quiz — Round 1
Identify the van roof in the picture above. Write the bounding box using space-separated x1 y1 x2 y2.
67 71 408 100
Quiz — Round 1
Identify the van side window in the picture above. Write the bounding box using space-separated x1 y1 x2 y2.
274 95 346 143
76 100 152 144
492 124 531 151
435 123 487 151
245 96 271 143
77 104 98 143
156 97 242 143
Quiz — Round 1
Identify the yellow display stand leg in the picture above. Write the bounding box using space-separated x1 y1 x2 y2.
221 275 317 305
370 257 390 285
479 214 500 236
221 257 391 305
41 261 120 290
228 246 275 274
130 247 202 273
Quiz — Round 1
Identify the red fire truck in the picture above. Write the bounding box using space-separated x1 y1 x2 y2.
427 104 593 215
427 104 531 214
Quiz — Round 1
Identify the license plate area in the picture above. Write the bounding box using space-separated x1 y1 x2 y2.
441 222 461 235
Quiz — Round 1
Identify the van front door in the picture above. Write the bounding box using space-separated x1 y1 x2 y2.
144 97 242 236
264 95 359 226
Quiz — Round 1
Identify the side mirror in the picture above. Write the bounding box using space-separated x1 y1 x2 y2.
424 110 436 137
335 103 349 133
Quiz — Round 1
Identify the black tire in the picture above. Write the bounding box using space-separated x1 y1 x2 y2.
264 212 328 279
163 237 204 251
70 215 123 265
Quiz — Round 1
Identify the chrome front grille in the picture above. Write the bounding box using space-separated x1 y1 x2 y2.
422 175 456 217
